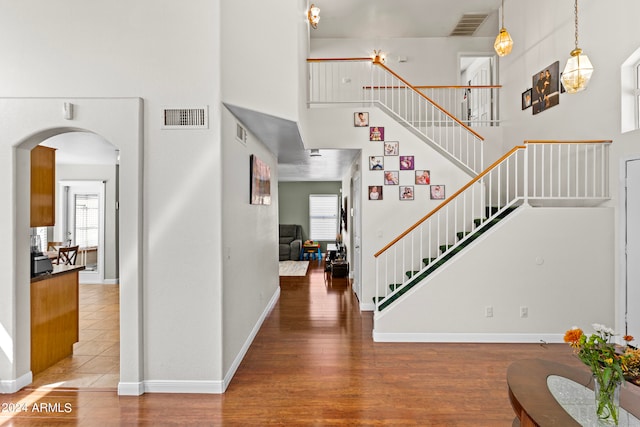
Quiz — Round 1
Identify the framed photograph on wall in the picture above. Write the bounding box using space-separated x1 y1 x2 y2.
384 171 399 185
249 154 271 205
369 156 384 170
400 186 414 200
354 112 369 127
369 126 384 141
368 186 383 200
430 185 445 200
400 155 414 170
384 141 399 156
415 170 431 185
532 61 560 115
522 88 532 110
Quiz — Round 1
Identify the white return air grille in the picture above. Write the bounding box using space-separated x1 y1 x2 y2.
162 107 208 129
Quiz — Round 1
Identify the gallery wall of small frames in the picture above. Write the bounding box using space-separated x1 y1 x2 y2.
356 112 446 202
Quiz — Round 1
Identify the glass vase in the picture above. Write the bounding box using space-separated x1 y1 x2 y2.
593 373 621 425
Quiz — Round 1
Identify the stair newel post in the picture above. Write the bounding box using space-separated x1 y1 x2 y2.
375 254 380 312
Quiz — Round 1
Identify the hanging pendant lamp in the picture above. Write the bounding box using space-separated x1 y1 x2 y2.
561 0 594 93
494 0 513 57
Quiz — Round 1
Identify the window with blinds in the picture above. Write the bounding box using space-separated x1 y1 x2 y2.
309 194 338 241
75 194 99 247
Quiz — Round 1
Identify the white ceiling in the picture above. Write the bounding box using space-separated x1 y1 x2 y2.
309 0 501 39
41 132 118 165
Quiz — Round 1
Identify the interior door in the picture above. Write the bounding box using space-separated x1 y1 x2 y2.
626 159 640 335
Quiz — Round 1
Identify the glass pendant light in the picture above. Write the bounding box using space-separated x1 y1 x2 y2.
494 0 513 57
561 0 594 93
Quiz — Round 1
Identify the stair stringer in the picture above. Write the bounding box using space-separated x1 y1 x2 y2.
372 205 615 343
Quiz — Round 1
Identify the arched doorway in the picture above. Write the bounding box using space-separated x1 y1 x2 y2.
0 97 143 395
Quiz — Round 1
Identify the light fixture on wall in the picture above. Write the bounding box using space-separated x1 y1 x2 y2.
308 4 320 29
371 50 386 64
561 0 594 93
493 0 513 57
310 149 321 157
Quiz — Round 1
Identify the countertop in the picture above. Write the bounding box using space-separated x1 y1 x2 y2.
31 264 85 283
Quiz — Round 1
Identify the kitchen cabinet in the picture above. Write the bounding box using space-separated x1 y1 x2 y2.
30 145 55 227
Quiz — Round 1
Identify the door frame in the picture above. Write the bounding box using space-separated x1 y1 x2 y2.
59 179 106 284
620 155 640 337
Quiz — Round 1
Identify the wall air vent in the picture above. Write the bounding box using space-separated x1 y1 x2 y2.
449 13 489 36
236 123 247 144
162 107 208 129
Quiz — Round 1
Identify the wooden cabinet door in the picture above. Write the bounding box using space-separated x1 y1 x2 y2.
30 146 56 227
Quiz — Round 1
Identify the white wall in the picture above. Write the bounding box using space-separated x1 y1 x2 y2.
0 0 224 392
311 37 495 85
496 0 640 334
303 107 473 309
374 207 615 341
221 107 280 383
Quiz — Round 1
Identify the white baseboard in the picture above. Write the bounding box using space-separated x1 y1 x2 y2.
144 380 224 394
372 332 565 344
0 371 32 394
118 381 144 396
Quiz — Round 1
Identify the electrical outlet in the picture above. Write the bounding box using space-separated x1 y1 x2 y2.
520 306 528 318
485 306 493 318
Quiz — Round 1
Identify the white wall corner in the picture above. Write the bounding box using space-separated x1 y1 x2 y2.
0 371 32 394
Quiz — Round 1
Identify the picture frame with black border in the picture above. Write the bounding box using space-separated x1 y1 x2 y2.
522 88 532 110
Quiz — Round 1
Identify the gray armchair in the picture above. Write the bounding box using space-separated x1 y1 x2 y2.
279 224 303 261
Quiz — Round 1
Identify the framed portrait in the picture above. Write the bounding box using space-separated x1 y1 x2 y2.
430 185 445 200
384 141 399 156
368 186 383 200
384 170 399 185
522 88 532 110
354 112 369 127
342 197 348 231
249 154 271 205
400 186 414 200
415 170 431 185
369 126 384 141
532 61 560 115
369 156 384 170
400 155 414 170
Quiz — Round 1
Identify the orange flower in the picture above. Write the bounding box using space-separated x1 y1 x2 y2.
624 335 634 342
564 328 583 347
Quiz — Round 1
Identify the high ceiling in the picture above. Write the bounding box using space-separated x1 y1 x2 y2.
309 0 501 39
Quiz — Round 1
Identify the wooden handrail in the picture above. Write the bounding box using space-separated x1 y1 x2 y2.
307 57 485 141
374 145 526 258
524 139 613 144
416 85 503 89
307 57 372 62
363 85 502 90
373 62 485 141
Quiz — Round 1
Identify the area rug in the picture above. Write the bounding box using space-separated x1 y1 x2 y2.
279 260 309 277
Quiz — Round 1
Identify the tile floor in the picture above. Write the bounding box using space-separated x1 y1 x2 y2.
30 284 120 389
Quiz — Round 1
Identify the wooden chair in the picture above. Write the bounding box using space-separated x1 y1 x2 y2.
56 245 79 265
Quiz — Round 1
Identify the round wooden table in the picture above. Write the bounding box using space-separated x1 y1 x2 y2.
507 359 640 426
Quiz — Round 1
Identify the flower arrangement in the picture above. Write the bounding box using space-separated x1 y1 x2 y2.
564 324 636 425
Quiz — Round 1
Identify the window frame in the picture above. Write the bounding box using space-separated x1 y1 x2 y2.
308 194 339 241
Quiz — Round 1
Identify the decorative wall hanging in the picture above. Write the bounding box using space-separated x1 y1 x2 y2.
354 112 369 127
384 171 399 185
369 126 384 141
415 170 431 185
430 185 445 200
368 186 383 200
532 61 560 115
400 156 414 170
522 89 532 110
384 141 399 156
369 156 384 170
400 186 414 200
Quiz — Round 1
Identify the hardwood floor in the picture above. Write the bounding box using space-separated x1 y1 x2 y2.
1 261 583 425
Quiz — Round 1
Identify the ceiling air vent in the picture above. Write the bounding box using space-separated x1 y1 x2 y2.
449 13 489 36
162 107 208 129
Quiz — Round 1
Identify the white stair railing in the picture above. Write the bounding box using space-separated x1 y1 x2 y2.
416 85 501 127
308 58 484 175
374 140 612 313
